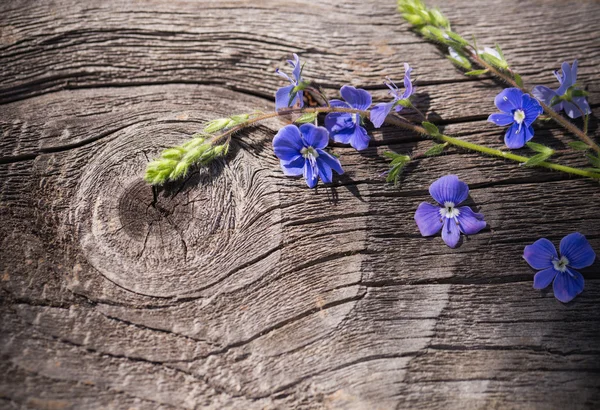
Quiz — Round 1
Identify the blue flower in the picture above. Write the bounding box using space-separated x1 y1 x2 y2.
275 54 304 111
324 85 373 151
370 63 415 128
532 60 591 119
524 233 596 303
487 88 543 149
414 175 486 248
273 123 344 188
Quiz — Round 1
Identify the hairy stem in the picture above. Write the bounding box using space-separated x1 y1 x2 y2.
209 106 600 180
467 49 600 154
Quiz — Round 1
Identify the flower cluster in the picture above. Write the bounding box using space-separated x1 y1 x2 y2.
273 56 419 188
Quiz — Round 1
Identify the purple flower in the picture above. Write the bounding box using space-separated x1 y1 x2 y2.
414 175 486 248
324 86 373 151
524 233 596 303
531 60 591 119
487 88 543 149
370 63 414 128
275 54 304 111
272 123 343 188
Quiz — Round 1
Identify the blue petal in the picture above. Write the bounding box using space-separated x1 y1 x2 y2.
340 85 372 111
280 156 305 176
414 202 443 236
531 85 558 107
441 218 461 248
303 161 318 188
273 125 303 161
299 123 329 149
290 53 302 83
348 125 370 151
329 99 351 109
402 63 414 99
370 102 395 128
523 238 557 270
556 61 574 95
429 175 469 206
533 267 557 290
488 113 514 126
553 269 584 303
560 232 596 269
456 206 486 235
495 88 523 113
325 112 354 135
316 158 333 184
316 150 344 175
522 93 543 126
571 60 578 84
504 123 533 149
275 85 295 110
563 99 591 119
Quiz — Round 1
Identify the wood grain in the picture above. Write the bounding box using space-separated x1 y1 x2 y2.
1 0 599 409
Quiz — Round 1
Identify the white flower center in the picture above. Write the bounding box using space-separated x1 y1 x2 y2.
439 201 460 219
552 256 569 273
301 146 319 159
513 109 525 124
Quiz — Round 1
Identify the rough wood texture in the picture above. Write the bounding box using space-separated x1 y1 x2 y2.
1 0 599 409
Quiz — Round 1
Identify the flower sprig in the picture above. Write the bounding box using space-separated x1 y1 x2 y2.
397 0 600 160
145 54 600 187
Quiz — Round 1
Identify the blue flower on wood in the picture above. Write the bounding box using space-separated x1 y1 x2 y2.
275 54 304 110
273 123 344 188
324 85 373 151
532 60 591 119
414 175 486 248
524 233 596 303
370 63 415 128
488 88 543 149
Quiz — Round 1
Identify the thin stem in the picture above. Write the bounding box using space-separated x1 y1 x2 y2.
584 115 589 135
210 106 600 181
466 48 600 154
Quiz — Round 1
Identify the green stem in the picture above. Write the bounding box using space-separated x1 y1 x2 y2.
209 106 600 181
466 48 600 154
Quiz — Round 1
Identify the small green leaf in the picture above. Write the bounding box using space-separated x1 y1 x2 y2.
526 142 554 155
402 13 425 26
445 30 468 47
424 143 447 157
570 89 589 98
514 73 523 88
568 141 590 151
383 151 411 186
524 153 552 167
421 121 440 136
587 153 600 168
295 112 318 124
465 69 489 76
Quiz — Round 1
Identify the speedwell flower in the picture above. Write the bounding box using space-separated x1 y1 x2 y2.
324 85 373 151
524 233 596 303
414 175 486 248
272 123 343 188
531 60 591 119
370 63 414 128
275 54 304 110
488 88 543 149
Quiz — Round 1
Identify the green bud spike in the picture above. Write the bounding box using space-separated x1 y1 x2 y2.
204 118 232 134
465 69 489 76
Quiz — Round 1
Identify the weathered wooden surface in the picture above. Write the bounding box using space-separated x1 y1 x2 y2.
1 0 599 408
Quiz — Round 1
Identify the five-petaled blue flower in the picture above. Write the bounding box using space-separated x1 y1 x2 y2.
273 123 344 188
524 233 596 303
532 60 591 119
370 63 415 128
414 175 486 248
324 85 373 151
487 88 543 149
275 54 304 111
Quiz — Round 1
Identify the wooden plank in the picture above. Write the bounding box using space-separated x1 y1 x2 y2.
1 0 599 408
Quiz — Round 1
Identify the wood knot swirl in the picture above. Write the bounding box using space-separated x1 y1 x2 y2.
72 127 282 298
